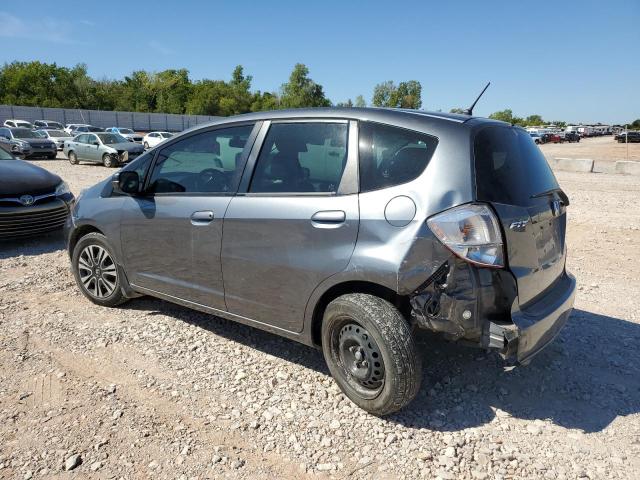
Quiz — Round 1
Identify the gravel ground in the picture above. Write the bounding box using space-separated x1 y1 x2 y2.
1 157 639 479
540 136 640 162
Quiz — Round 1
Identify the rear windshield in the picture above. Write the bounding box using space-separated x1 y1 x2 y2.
474 126 559 206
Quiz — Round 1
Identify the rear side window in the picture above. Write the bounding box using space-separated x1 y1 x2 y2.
358 122 438 192
474 126 559 206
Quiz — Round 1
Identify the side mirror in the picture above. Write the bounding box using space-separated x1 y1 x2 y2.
112 171 140 195
93 141 100 146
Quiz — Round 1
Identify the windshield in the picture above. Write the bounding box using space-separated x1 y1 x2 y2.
0 147 13 159
161 132 174 138
34 130 47 137
16 121 32 128
49 130 70 137
88 126 103 132
97 133 128 144
13 128 39 139
48 122 63 129
119 128 134 134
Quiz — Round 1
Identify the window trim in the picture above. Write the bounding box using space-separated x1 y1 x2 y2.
141 121 261 197
237 119 358 197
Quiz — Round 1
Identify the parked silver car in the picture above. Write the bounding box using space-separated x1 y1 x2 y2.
65 108 576 415
63 132 145 167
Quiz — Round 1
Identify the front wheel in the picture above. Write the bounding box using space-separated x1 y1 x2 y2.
102 153 118 168
68 151 78 165
71 233 127 307
321 293 422 416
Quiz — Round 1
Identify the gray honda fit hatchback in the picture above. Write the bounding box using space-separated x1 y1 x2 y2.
66 108 576 415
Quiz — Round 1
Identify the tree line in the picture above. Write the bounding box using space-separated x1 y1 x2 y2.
0 61 423 115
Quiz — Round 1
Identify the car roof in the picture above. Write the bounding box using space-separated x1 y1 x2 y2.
186 107 504 134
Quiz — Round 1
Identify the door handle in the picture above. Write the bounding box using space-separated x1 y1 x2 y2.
190 210 214 225
311 210 346 226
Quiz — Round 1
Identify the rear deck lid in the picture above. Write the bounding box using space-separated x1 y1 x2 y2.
474 125 567 307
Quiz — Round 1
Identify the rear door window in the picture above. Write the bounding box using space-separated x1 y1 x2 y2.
474 126 559 206
358 122 438 192
249 122 348 193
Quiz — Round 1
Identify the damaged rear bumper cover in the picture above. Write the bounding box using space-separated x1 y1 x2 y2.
409 259 576 365
494 272 576 365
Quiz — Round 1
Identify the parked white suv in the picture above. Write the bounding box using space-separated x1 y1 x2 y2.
4 119 33 129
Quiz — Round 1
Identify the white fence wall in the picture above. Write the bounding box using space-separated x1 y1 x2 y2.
0 105 219 132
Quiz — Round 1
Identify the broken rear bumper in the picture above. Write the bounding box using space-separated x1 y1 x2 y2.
489 272 576 364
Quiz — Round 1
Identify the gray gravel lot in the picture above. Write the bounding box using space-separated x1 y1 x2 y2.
0 155 639 479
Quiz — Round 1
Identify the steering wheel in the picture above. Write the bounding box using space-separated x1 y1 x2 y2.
196 168 226 192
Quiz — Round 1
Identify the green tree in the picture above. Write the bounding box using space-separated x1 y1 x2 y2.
449 107 465 114
372 80 422 108
524 114 544 126
489 109 514 123
372 81 396 107
336 99 354 107
154 69 191 114
354 95 366 108
250 91 279 112
280 63 331 108
629 119 640 129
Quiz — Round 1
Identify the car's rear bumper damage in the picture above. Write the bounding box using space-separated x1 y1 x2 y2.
409 259 576 365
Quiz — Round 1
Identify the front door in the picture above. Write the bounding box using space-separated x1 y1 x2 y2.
120 123 257 309
222 120 359 332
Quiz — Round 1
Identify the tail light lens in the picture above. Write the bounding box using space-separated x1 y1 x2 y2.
427 203 504 268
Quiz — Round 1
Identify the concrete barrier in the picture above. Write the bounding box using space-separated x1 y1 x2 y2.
615 161 640 175
552 157 594 173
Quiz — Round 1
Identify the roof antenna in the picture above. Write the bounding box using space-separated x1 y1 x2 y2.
463 82 490 116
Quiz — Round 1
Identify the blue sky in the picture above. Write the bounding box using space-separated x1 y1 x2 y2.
1 0 638 124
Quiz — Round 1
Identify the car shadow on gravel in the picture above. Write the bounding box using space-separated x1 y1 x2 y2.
392 308 640 434
126 299 639 434
0 231 65 259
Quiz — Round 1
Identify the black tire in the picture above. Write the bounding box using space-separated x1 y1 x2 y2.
102 153 117 168
321 293 422 416
71 232 127 307
68 151 78 165
47 153 56 160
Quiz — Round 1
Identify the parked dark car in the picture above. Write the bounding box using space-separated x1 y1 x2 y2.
542 133 563 144
66 108 576 415
0 147 74 239
617 131 640 143
34 120 65 130
0 127 57 159
564 131 580 143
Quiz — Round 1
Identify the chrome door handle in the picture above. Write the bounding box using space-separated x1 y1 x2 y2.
311 210 346 224
190 210 214 225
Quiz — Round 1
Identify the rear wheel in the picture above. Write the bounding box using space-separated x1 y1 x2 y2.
321 293 422 416
71 232 127 307
68 151 78 165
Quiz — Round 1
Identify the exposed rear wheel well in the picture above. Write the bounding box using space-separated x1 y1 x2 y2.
311 281 410 347
68 225 103 257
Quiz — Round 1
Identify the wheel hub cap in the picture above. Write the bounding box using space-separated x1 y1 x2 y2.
337 323 385 389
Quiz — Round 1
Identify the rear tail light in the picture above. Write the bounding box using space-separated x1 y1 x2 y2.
427 203 504 268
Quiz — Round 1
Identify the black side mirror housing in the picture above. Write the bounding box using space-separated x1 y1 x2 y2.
112 171 140 195
93 141 100 146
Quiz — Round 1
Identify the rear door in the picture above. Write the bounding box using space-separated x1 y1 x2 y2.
221 120 359 332
474 126 567 307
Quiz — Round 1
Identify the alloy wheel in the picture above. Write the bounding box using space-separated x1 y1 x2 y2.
77 245 118 298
